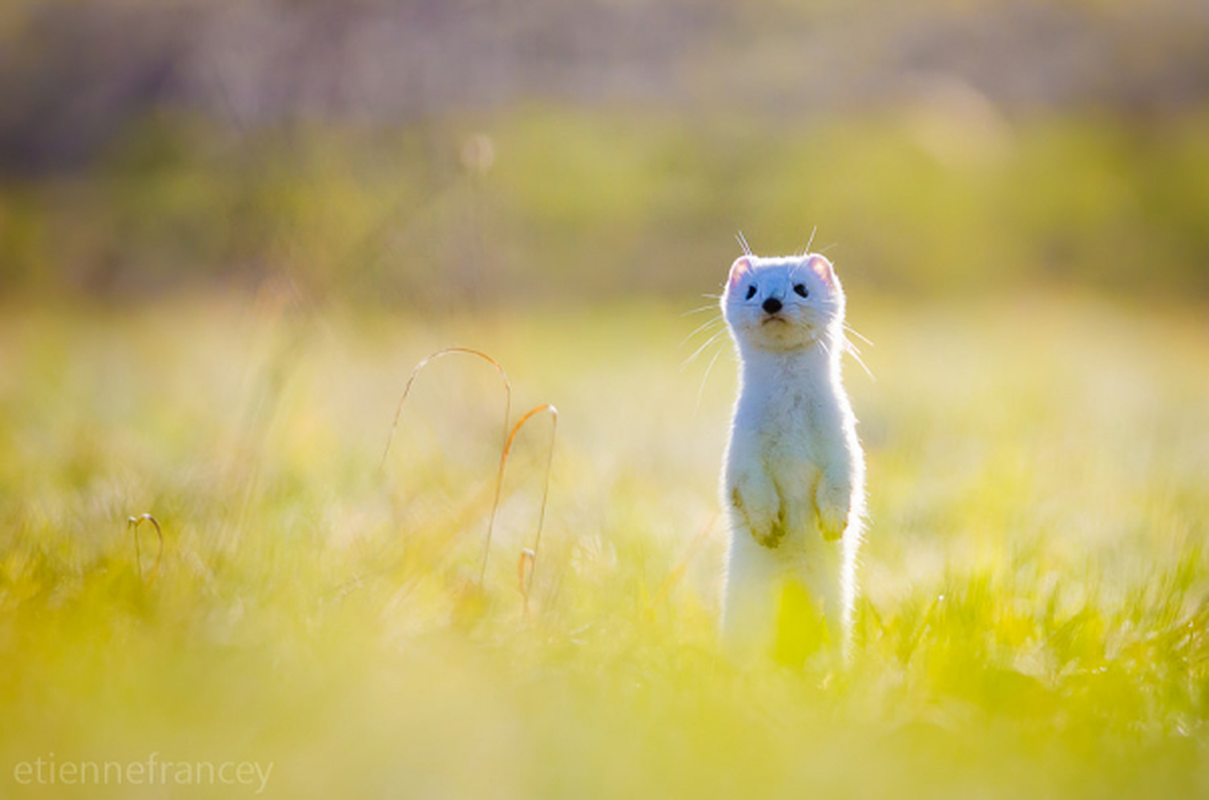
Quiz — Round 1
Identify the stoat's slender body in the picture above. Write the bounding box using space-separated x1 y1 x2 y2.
719 252 865 659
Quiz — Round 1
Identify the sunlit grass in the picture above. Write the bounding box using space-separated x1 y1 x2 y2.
6 109 1209 303
1 293 1208 797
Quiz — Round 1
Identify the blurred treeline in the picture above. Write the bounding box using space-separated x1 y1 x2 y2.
1 0 1207 305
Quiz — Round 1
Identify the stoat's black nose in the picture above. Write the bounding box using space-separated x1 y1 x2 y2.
762 297 783 314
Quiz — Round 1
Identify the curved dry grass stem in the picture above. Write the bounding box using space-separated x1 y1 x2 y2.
380 349 558 596
484 403 559 588
380 347 512 474
126 513 163 584
381 348 512 590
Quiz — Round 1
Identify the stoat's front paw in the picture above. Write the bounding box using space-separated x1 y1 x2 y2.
817 504 847 542
730 480 783 549
815 480 850 543
752 508 787 549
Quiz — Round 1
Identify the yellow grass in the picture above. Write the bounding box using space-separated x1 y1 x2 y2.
1 292 1208 797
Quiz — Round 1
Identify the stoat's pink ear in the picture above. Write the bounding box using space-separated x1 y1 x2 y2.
727 257 753 291
806 254 835 287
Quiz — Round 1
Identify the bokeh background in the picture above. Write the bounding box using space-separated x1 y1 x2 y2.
3 0 1208 305
4 2 1209 798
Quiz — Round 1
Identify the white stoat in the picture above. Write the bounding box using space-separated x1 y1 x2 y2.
718 251 865 660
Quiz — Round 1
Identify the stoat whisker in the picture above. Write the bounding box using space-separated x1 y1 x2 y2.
844 335 876 381
695 345 727 412
844 323 874 348
680 327 729 372
680 315 725 348
736 230 753 257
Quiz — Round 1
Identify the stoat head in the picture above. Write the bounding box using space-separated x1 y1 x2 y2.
721 253 845 354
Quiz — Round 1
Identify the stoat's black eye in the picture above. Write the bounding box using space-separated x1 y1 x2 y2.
745 285 757 300
793 283 809 298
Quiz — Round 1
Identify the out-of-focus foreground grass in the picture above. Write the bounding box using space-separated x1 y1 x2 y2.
2 291 1208 797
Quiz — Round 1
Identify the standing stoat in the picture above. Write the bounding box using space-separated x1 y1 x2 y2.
719 251 865 660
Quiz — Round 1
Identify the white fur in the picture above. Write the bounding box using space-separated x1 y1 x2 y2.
718 252 866 660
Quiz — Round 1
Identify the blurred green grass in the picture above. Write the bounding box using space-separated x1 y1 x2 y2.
3 108 1209 302
2 293 1208 797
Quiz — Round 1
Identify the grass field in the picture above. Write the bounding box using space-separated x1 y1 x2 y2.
2 291 1208 797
